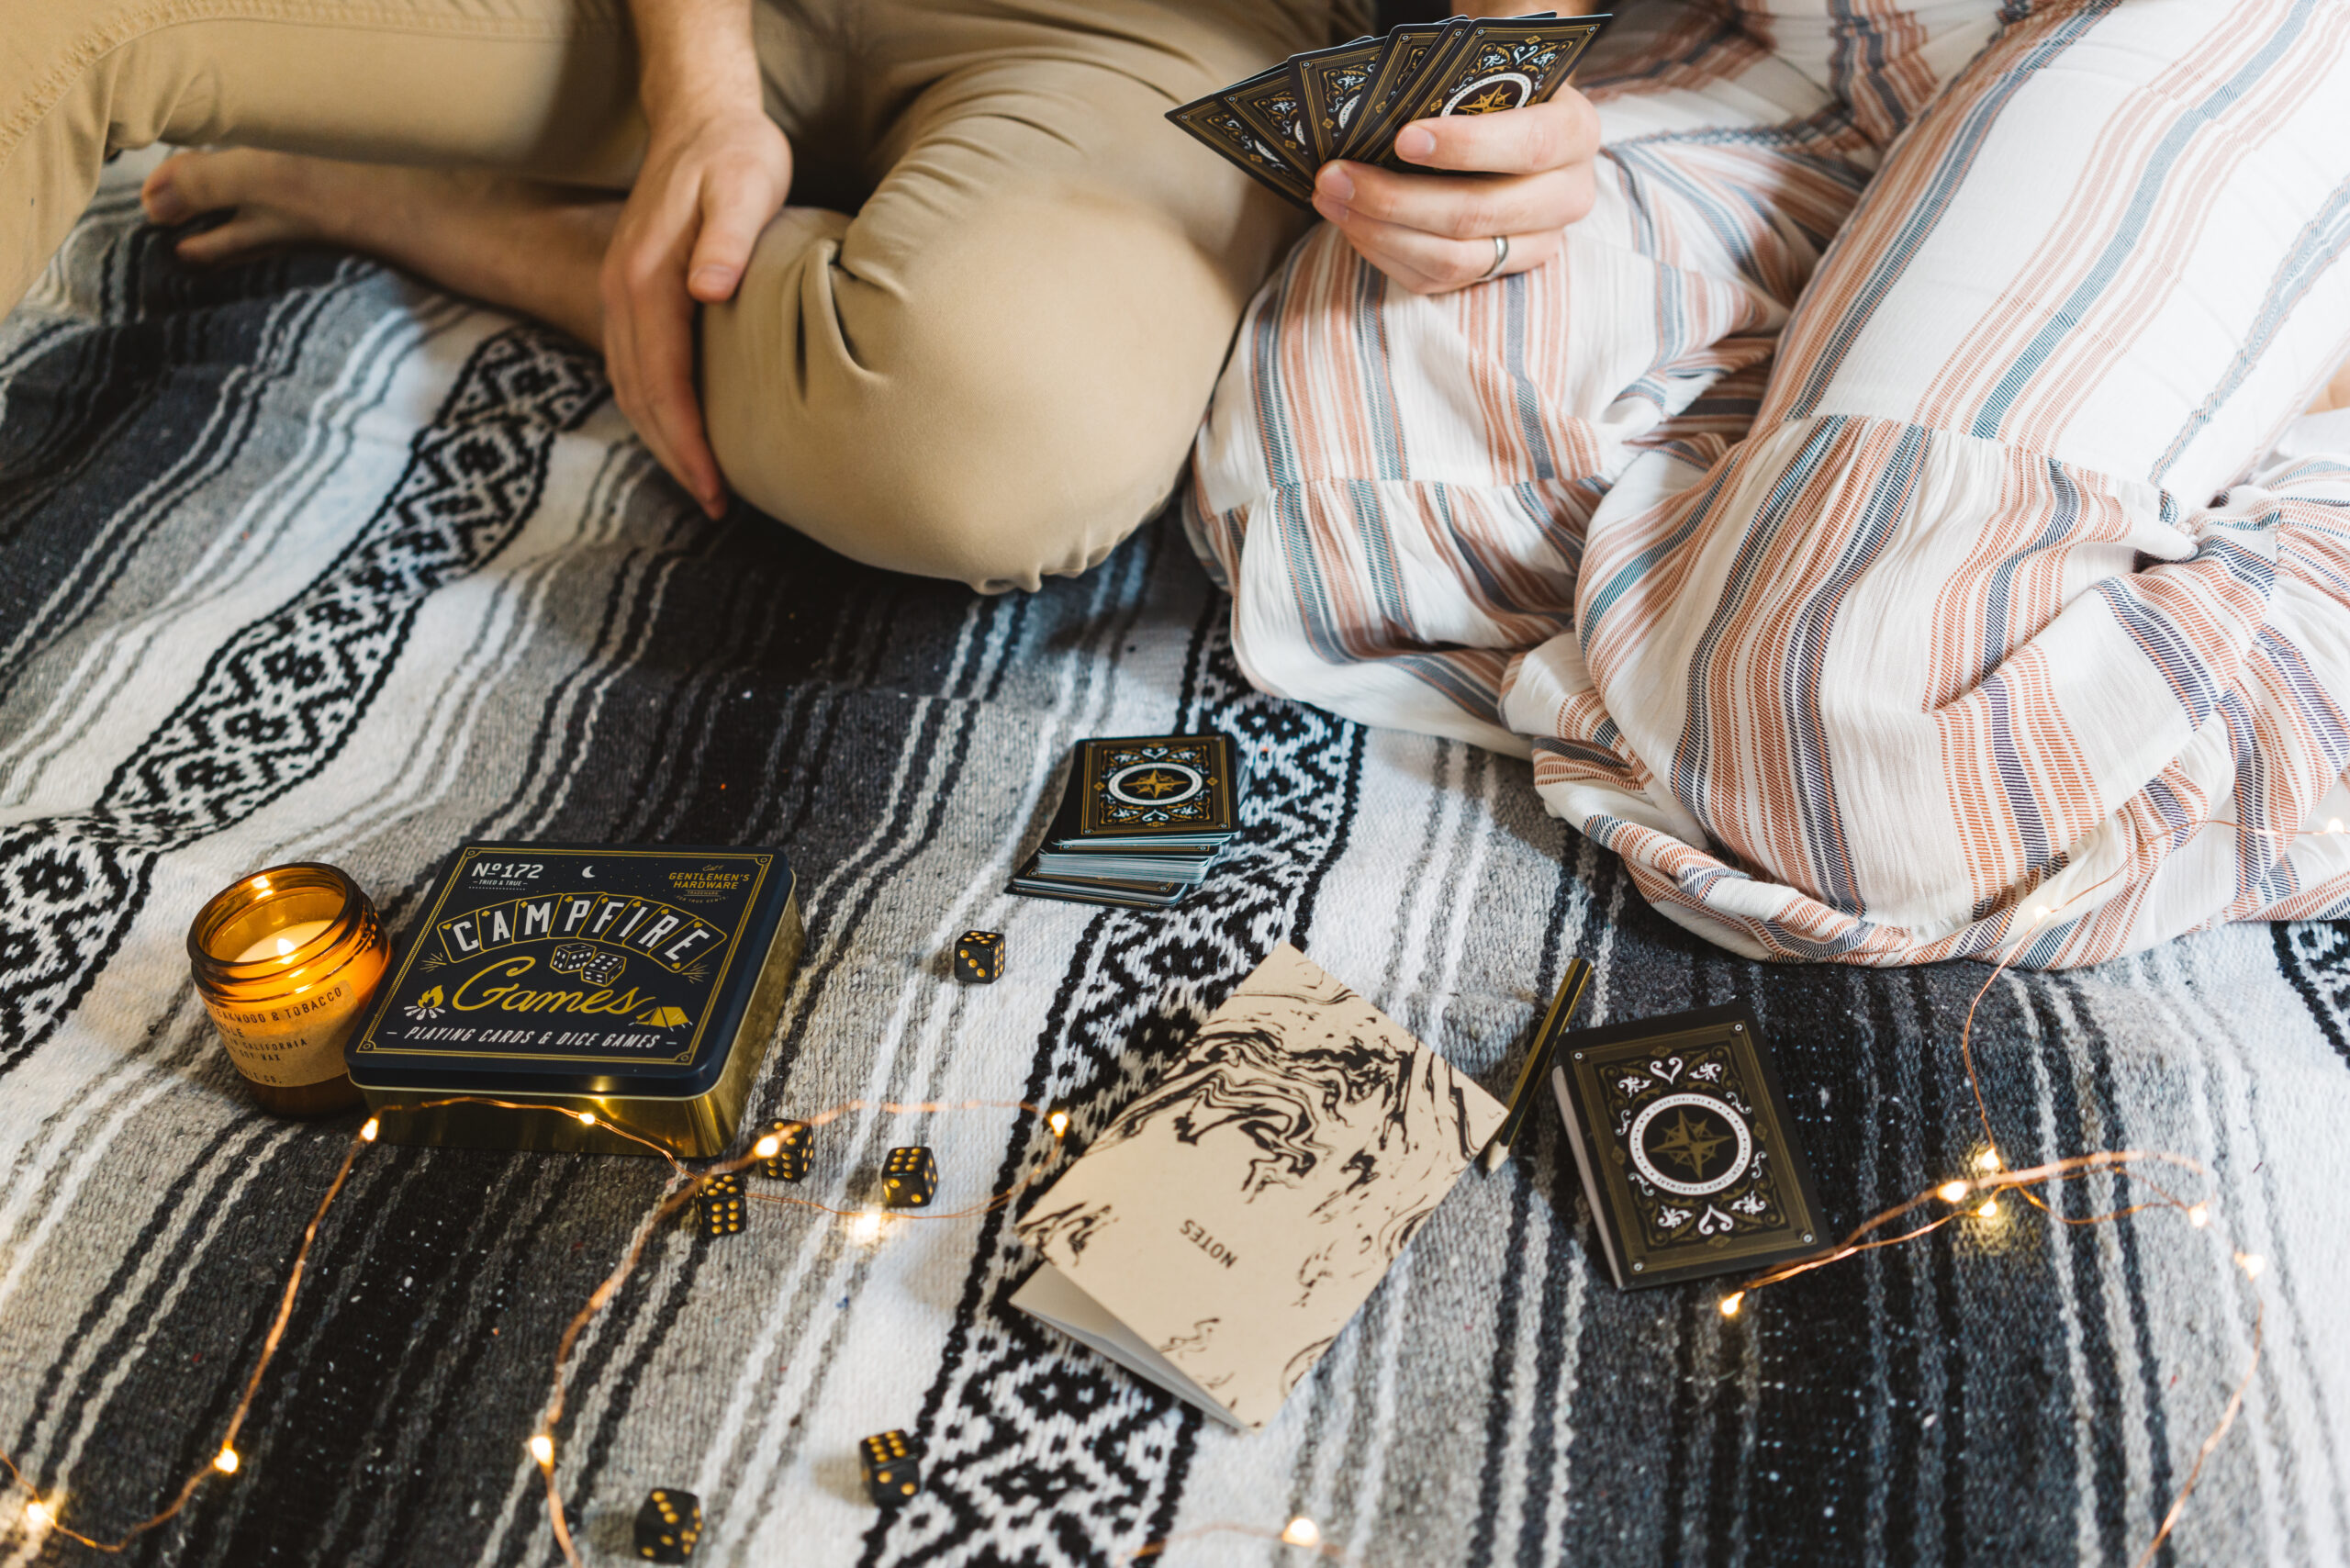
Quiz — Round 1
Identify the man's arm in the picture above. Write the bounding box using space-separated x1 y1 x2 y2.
605 0 793 518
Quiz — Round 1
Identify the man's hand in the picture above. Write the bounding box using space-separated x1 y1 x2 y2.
1310 91 1600 295
600 107 791 519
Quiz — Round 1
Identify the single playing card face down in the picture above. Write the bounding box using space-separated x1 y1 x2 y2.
1365 16 1607 168
1222 67 1318 181
1292 36 1384 164
1166 95 1315 205
1336 19 1456 164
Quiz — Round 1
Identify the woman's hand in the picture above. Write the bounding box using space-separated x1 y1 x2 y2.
600 106 792 518
1310 91 1600 295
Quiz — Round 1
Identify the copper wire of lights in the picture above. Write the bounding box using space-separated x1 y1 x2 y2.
0 1095 1065 1559
1720 866 2269 1568
0 858 2286 1563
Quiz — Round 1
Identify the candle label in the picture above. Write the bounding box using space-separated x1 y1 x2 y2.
206 971 381 1087
351 845 787 1085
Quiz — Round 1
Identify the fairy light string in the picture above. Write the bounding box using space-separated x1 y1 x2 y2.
1719 869 2269 1568
0 1095 1066 1559
0 879 2277 1564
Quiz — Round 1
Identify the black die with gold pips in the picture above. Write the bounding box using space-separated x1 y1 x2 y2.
694 1172 745 1237
880 1146 937 1209
634 1487 702 1562
859 1430 922 1506
952 930 1003 983
760 1119 811 1182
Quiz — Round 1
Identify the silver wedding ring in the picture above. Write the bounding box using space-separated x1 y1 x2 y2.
1479 233 1510 281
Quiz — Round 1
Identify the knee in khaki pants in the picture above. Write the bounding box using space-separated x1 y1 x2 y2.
702 159 1292 595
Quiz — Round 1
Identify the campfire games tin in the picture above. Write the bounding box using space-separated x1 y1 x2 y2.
347 843 803 1157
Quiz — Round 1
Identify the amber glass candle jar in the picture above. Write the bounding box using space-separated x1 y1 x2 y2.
187 863 389 1116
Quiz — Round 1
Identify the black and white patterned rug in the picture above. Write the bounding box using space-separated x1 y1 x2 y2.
2 162 2346 1568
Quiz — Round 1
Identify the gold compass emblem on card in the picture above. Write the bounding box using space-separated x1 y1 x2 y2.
1106 760 1204 807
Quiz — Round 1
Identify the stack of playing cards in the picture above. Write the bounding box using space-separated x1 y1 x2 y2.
1009 734 1240 910
1550 1002 1830 1289
1168 11 1610 205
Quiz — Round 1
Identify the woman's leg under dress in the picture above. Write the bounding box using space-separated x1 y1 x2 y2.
1189 0 2350 969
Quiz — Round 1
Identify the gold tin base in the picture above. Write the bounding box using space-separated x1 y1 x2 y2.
357 893 804 1159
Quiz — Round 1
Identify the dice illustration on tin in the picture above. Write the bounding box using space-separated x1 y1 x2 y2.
550 943 597 975
580 950 626 987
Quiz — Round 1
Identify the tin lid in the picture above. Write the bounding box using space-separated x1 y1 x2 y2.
347 843 796 1100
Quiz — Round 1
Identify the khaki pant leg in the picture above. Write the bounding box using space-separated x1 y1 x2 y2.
703 0 1331 592
0 0 643 319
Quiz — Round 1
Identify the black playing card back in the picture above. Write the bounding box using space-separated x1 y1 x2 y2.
1550 1001 1829 1290
1337 18 1459 162
1293 35 1386 163
1167 93 1316 205
1363 15 1609 171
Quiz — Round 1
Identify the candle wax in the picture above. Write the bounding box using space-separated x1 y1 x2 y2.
234 919 332 964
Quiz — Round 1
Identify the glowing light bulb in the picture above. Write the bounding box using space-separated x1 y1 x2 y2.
1281 1516 1321 1547
2028 904 2048 924
213 1447 239 1474
1937 1181 1971 1204
1048 1109 1069 1137
753 1135 781 1159
2237 1252 2266 1280
528 1433 554 1467
1976 1199 2000 1220
2331 818 2344 834
1974 1148 2002 1173
26 1499 52 1529
360 1118 379 1143
1718 1292 1744 1318
847 1213 884 1245
576 1111 596 1126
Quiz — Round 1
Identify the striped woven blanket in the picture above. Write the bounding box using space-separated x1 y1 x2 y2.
2 160 2345 1568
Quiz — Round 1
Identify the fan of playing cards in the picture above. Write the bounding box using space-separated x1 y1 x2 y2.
1169 12 1610 206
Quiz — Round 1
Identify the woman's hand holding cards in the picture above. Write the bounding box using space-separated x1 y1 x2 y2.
1311 90 1600 295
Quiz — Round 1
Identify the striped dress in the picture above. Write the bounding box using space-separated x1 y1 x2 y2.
1187 0 2350 969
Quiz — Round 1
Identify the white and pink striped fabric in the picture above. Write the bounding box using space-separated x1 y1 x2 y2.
1187 0 2350 969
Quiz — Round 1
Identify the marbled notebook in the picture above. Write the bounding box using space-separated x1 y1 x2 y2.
1012 944 1504 1430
